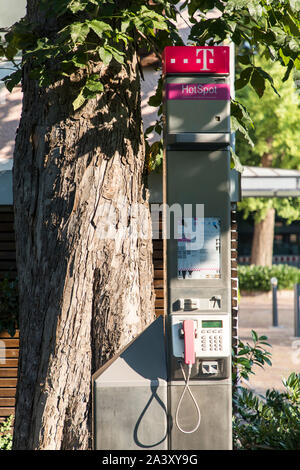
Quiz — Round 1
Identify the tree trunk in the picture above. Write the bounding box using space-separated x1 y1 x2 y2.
12 2 155 450
250 207 275 266
250 150 275 266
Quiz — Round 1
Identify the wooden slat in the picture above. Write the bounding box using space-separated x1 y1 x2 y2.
0 252 16 260
152 250 163 260
0 339 19 348
154 269 163 280
0 359 18 368
0 213 14 222
155 299 164 308
154 288 164 299
153 259 163 269
155 309 164 317
0 407 15 416
0 206 13 213
0 349 19 359
0 379 17 387
0 261 17 270
0 233 15 241
152 240 163 250
0 331 19 339
154 279 164 288
0 398 15 407
0 222 14 231
0 369 18 378
0 271 17 280
0 242 16 250
0 388 16 398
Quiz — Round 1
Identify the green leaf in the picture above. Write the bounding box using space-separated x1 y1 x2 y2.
237 54 252 66
73 90 86 110
121 20 131 33
88 20 112 38
251 330 258 343
70 23 90 44
98 47 112 65
231 115 254 147
63 51 88 71
258 335 268 341
4 69 22 92
235 67 253 90
68 1 88 13
230 148 244 173
109 47 125 65
289 0 300 12
250 68 266 97
85 75 103 92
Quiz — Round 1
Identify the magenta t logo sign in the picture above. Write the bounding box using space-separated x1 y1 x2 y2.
163 46 230 75
196 48 215 71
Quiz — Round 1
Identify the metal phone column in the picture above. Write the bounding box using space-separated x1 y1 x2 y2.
163 46 232 450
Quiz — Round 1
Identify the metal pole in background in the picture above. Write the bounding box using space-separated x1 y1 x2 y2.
271 277 278 327
294 283 300 337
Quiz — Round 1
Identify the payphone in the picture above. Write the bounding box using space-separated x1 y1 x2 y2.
163 46 232 450
93 45 233 451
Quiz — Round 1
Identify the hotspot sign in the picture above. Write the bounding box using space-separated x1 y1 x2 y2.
166 83 230 101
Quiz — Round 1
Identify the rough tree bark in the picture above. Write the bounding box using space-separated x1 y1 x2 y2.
12 1 155 450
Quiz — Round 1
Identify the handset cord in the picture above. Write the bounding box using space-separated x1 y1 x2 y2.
175 362 201 434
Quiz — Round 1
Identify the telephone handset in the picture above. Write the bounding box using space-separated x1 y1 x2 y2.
183 319 196 366
175 318 200 434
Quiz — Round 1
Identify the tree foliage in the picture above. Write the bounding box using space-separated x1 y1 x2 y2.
236 54 300 223
0 1 299 169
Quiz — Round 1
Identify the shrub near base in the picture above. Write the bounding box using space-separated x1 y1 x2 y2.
238 264 300 292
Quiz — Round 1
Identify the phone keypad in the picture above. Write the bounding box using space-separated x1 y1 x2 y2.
200 330 223 352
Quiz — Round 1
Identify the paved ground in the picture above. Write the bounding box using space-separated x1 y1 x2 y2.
238 291 300 395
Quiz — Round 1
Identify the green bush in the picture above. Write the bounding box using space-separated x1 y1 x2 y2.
238 264 300 292
233 373 300 450
233 331 300 450
0 415 13 450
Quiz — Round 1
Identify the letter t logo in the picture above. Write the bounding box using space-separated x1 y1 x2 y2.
196 48 215 71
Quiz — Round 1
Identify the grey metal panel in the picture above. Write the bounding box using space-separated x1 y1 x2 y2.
166 150 231 315
241 166 300 197
230 169 241 202
0 171 13 205
169 382 232 450
0 0 26 29
148 172 163 203
165 76 230 135
95 385 168 450
93 316 168 450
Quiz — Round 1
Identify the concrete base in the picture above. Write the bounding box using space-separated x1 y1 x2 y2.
169 381 232 450
93 316 168 450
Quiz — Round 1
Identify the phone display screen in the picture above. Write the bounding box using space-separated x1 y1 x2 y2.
202 320 223 328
